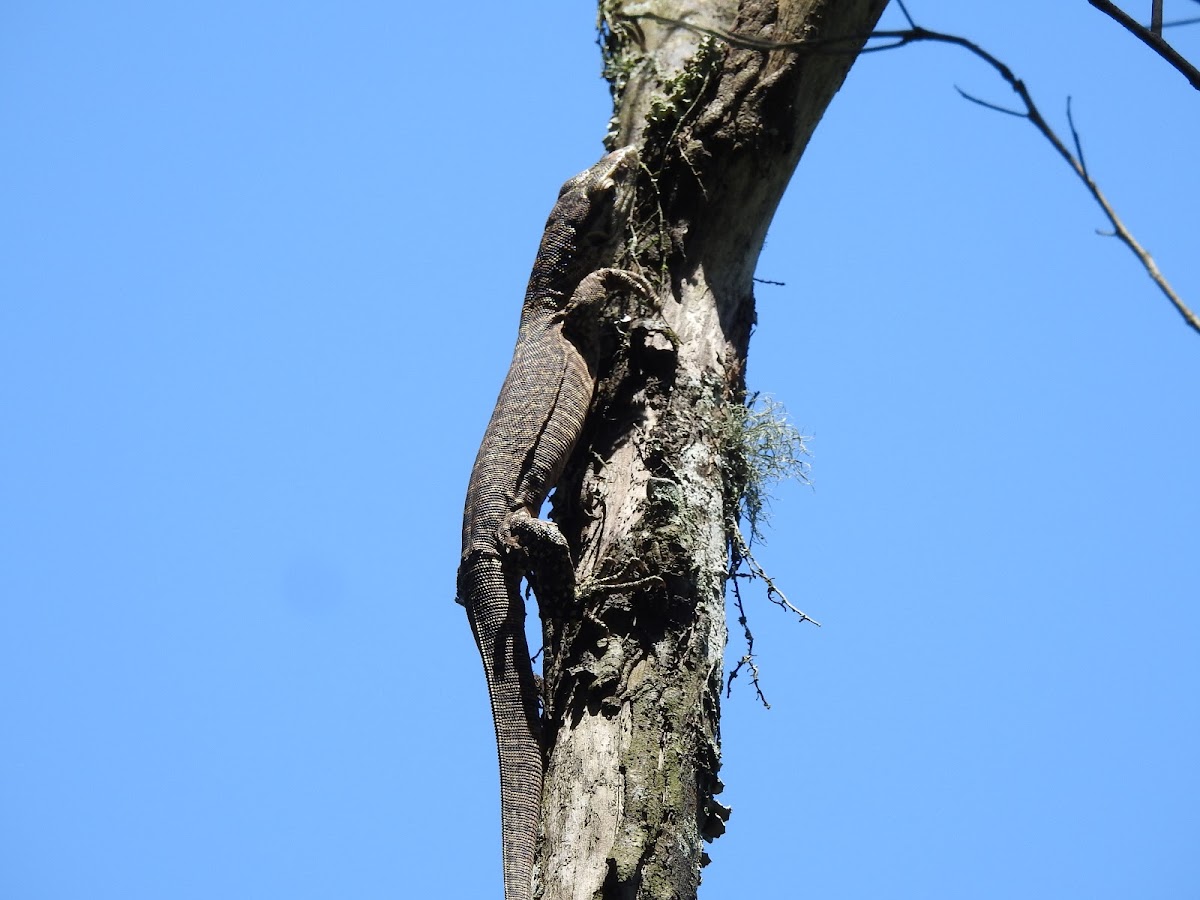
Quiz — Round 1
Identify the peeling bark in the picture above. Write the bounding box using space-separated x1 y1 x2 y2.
536 3 887 898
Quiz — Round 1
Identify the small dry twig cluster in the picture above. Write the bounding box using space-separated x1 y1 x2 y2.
719 397 816 707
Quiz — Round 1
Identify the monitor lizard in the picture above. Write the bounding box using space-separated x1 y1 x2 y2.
457 146 649 900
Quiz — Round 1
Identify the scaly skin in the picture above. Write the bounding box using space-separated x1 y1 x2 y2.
457 147 646 900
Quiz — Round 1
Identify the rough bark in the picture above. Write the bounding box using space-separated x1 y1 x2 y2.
535 2 887 898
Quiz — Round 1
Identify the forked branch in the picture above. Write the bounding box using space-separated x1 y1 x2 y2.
1087 0 1200 90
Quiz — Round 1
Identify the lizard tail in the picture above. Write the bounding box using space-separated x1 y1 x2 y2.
461 557 543 900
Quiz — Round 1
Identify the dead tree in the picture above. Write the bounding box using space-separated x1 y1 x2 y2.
533 3 888 898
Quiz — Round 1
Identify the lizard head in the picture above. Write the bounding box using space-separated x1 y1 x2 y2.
558 145 640 254
530 147 641 302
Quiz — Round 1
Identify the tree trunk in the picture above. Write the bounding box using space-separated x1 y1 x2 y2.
536 2 887 898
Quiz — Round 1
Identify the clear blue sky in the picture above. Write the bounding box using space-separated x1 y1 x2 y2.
2 3 1197 898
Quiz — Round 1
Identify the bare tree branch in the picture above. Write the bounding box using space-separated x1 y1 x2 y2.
1088 0 1200 90
619 11 1200 336
865 24 1200 336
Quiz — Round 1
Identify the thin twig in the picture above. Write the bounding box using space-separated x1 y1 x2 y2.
724 518 820 707
1066 97 1089 178
731 527 820 627
955 85 1024 117
725 569 770 708
1088 0 1200 90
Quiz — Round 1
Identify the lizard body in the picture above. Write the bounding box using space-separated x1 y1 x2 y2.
457 147 646 900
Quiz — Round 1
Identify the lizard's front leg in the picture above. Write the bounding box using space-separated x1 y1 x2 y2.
500 510 578 622
561 268 654 332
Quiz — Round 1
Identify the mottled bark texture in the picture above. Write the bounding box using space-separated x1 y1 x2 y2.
535 3 886 898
